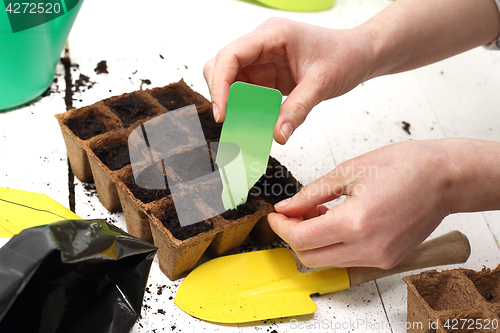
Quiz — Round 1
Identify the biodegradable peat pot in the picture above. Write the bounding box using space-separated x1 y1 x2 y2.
55 102 121 182
403 265 500 333
86 128 132 212
55 80 303 280
55 80 208 182
144 194 274 280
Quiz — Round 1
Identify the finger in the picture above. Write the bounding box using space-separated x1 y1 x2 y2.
294 243 373 268
275 170 349 217
210 34 271 123
302 204 328 220
294 242 349 268
268 205 352 252
295 238 411 269
273 73 325 144
203 56 216 94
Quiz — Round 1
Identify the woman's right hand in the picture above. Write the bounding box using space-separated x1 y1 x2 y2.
203 17 375 144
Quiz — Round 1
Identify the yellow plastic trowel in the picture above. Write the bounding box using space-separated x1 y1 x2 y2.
0 187 80 238
175 231 470 323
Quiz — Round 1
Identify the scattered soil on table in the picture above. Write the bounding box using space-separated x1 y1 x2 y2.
123 174 170 204
61 56 73 110
157 285 167 295
402 121 411 135
198 112 222 141
94 60 108 74
74 73 95 93
159 208 213 241
152 90 189 111
65 109 108 140
93 142 130 171
82 182 97 196
108 96 155 127
252 163 301 205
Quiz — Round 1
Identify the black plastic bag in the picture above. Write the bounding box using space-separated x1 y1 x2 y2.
0 219 157 333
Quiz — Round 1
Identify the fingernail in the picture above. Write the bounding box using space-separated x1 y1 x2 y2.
274 198 291 209
213 103 220 122
280 122 293 143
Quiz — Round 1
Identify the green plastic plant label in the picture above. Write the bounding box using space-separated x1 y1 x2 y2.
216 82 282 210
127 83 281 226
3 0 81 33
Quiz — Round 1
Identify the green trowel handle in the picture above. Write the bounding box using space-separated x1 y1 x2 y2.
346 230 471 288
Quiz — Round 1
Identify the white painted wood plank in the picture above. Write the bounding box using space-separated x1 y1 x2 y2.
319 69 445 164
414 47 500 140
482 211 500 251
270 106 337 187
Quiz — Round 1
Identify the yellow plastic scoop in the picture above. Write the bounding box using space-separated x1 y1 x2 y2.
175 231 470 323
0 187 80 238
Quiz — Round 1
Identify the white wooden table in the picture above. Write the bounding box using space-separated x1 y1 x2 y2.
2 0 500 332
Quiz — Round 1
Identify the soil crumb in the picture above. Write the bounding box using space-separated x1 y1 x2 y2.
94 60 108 74
402 121 411 135
74 73 95 93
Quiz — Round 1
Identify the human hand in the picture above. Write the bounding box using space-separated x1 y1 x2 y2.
203 18 374 144
267 139 462 269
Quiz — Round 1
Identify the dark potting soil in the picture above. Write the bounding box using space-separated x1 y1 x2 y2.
252 164 301 205
198 112 222 141
94 60 108 74
402 121 411 135
220 198 258 221
123 175 170 204
108 96 155 127
159 209 213 241
152 90 189 111
66 109 108 140
93 142 130 171
74 73 95 93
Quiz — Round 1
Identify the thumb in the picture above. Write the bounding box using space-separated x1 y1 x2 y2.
274 75 325 145
274 170 348 217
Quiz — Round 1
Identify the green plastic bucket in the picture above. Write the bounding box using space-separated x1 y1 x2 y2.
0 0 84 111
